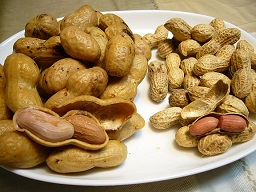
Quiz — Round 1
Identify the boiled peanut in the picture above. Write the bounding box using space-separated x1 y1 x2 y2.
60 5 98 32
189 116 219 136
46 140 127 173
14 107 74 142
64 114 106 144
4 53 43 112
60 26 101 62
0 131 50 168
105 33 135 77
13 36 68 68
25 14 59 39
0 65 12 120
218 114 247 132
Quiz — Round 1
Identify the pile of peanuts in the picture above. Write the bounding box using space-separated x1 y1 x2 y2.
146 17 256 156
0 5 151 173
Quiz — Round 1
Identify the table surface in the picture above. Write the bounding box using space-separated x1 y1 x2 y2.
1 0 256 191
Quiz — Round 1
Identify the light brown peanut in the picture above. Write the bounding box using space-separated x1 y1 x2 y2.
164 18 192 41
64 114 106 144
191 24 215 43
148 60 168 102
178 39 201 57
150 107 182 129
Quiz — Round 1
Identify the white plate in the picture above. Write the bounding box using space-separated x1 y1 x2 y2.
1 10 256 186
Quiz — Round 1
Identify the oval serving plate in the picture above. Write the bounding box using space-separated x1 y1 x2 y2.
1 10 256 186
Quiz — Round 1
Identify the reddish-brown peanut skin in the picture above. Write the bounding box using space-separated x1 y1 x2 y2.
189 116 219 136
218 115 247 132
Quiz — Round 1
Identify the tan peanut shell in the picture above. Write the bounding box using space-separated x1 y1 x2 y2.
0 65 12 120
175 126 199 147
200 72 231 88
169 89 190 108
13 36 68 68
168 67 184 90
49 95 136 131
193 54 229 76
231 49 251 72
134 34 152 60
187 85 210 101
229 120 256 143
46 140 127 173
215 44 235 67
245 89 256 113
157 39 176 58
100 54 147 101
60 26 101 62
216 94 249 117
178 39 201 57
183 74 200 90
88 26 108 67
4 53 43 112
44 66 108 109
105 33 135 77
99 13 125 30
181 80 229 124
164 18 192 41
148 60 168 102
180 57 197 75
143 25 168 48
0 120 16 136
107 113 145 141
196 28 241 58
25 14 59 40
0 131 50 168
198 134 232 156
231 67 252 98
38 58 87 96
166 53 181 69
209 18 226 34
150 107 182 129
191 24 215 43
60 5 98 32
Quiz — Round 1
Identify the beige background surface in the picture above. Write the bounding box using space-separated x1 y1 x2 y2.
0 1 256 191
1 0 256 43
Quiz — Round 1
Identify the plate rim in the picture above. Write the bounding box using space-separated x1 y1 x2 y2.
1 9 256 186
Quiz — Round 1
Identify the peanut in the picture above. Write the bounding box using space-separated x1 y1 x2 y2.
191 24 215 43
178 39 201 57
218 115 247 133
164 18 192 41
46 140 127 173
189 116 219 136
4 53 43 112
148 60 168 102
143 25 168 48
60 26 101 63
15 107 74 142
64 114 106 144
198 134 232 156
196 28 241 58
218 115 247 132
150 107 182 129
209 18 226 34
